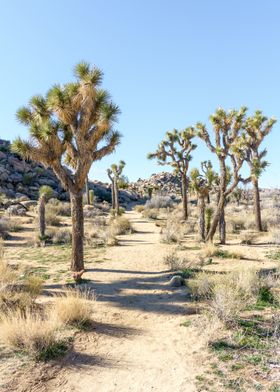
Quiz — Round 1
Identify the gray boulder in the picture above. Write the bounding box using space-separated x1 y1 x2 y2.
169 275 185 287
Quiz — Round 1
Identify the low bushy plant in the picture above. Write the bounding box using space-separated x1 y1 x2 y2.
145 195 173 209
52 289 93 327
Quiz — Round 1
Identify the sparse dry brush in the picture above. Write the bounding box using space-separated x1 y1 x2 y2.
52 289 93 327
0 310 63 360
110 216 133 235
160 214 184 244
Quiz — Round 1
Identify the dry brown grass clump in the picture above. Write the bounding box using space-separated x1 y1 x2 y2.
160 215 185 244
240 230 257 245
189 267 261 324
52 289 93 327
201 244 243 259
110 216 133 235
45 210 61 226
134 204 145 213
48 199 71 216
142 208 159 220
0 310 63 359
48 228 72 244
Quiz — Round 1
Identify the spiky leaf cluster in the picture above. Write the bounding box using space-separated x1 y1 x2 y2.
12 62 121 192
147 128 197 175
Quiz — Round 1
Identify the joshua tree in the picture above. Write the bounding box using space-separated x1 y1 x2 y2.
148 128 197 220
12 62 121 280
242 111 276 231
196 107 249 243
201 160 218 204
107 160 125 215
190 168 210 241
232 187 243 206
38 185 53 238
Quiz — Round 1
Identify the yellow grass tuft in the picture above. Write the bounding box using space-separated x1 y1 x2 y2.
52 289 93 327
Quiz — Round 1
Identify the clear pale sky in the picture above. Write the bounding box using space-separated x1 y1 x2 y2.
1 0 279 187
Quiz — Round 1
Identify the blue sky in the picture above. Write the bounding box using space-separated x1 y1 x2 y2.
1 0 279 187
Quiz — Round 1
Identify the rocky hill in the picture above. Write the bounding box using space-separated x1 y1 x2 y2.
129 172 181 196
0 139 139 205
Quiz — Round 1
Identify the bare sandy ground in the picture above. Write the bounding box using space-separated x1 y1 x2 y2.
3 211 204 392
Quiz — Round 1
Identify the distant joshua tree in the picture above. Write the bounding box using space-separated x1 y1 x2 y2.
196 107 249 243
12 62 121 280
242 111 276 231
190 169 211 241
148 128 197 220
107 160 126 215
38 185 53 238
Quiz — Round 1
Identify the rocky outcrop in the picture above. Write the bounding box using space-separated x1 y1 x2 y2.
0 139 141 205
0 140 67 200
129 172 181 197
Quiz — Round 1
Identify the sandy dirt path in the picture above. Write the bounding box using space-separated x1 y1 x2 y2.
6 211 203 392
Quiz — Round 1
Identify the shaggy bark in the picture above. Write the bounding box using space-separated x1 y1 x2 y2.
38 195 46 238
198 196 205 241
85 176 90 205
253 178 262 231
70 191 84 275
219 208 226 244
114 178 120 214
181 175 188 221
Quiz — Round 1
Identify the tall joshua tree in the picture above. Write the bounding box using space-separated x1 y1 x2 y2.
148 128 197 220
242 111 276 231
196 107 249 243
12 62 121 280
107 160 125 215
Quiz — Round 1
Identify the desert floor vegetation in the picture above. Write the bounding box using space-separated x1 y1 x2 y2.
0 201 280 391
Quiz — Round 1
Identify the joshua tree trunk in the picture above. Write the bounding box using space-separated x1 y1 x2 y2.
85 176 90 205
207 194 210 204
38 195 46 238
219 207 226 244
206 195 225 242
253 178 262 231
114 178 119 214
70 191 84 277
111 182 115 209
181 175 188 220
198 196 205 241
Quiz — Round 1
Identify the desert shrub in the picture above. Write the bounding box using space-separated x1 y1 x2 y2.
134 205 145 213
163 252 188 271
48 228 72 245
110 207 125 216
24 275 43 299
189 267 259 305
210 283 245 324
142 208 159 219
228 216 246 233
240 231 257 245
267 228 280 245
110 216 133 235
85 227 107 247
0 310 64 360
0 216 12 239
188 272 220 299
202 244 242 259
145 195 173 209
0 257 16 287
47 201 71 217
86 226 118 247
52 289 93 327
160 215 184 244
45 210 61 226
